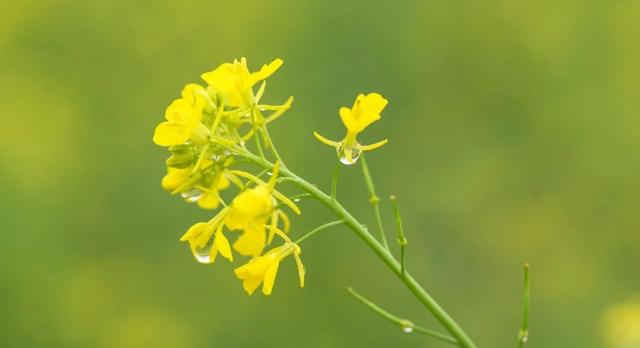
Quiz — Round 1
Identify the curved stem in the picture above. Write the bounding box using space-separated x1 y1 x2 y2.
347 287 458 346
236 149 477 348
360 154 390 251
296 220 344 244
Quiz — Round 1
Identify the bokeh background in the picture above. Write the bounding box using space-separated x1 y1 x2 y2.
1 0 639 347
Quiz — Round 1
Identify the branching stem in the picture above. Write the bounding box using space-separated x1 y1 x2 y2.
230 147 477 348
360 154 390 251
347 287 458 346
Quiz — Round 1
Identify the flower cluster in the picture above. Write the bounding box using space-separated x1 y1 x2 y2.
153 58 303 295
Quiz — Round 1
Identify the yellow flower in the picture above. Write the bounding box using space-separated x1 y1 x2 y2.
201 57 283 108
225 185 273 256
179 215 233 264
153 84 210 146
224 162 301 257
314 93 389 165
234 242 304 296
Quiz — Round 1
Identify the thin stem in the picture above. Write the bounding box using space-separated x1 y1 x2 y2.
260 125 284 163
331 161 340 200
347 287 458 346
360 154 390 251
517 263 531 348
295 220 344 244
289 193 312 202
251 108 265 158
235 150 477 348
390 195 408 275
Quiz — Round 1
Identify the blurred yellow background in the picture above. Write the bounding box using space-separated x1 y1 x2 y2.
1 0 639 347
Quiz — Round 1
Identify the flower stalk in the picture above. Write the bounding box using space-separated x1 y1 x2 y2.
347 287 458 345
517 263 531 348
153 58 483 348
390 195 408 275
235 148 477 348
360 154 390 251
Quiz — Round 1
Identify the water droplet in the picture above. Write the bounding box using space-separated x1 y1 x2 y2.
211 150 231 161
402 326 414 333
181 189 203 203
293 198 301 202
192 235 215 264
337 142 361 165
266 171 273 176
400 320 414 333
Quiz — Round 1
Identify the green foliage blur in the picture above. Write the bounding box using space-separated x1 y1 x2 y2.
1 0 639 347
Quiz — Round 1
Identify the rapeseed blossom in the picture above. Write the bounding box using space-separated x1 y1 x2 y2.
154 59 389 296
234 227 304 295
314 93 389 164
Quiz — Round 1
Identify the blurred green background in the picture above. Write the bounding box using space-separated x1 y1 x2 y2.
2 0 639 347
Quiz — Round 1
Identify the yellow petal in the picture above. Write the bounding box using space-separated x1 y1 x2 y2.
339 107 355 131
153 122 188 146
262 261 281 295
161 168 189 192
209 243 218 264
341 93 388 134
242 276 263 295
180 222 208 242
249 58 283 86
233 225 267 257
215 229 233 262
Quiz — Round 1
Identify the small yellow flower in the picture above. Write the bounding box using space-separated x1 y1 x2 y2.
180 215 233 264
224 162 300 257
314 93 389 165
153 84 210 146
201 57 283 108
225 185 273 257
234 241 304 296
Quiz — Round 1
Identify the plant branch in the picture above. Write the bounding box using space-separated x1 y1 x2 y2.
232 148 477 348
347 287 458 345
517 263 530 348
360 154 390 251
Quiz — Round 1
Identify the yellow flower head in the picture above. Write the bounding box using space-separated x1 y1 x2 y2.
224 162 300 257
225 185 273 257
234 241 304 296
180 214 233 264
314 93 389 165
201 58 283 108
153 84 210 146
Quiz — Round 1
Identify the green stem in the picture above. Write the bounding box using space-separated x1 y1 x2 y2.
347 287 458 346
360 154 390 251
296 220 344 244
236 149 477 348
517 263 530 348
390 195 408 275
331 161 340 200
